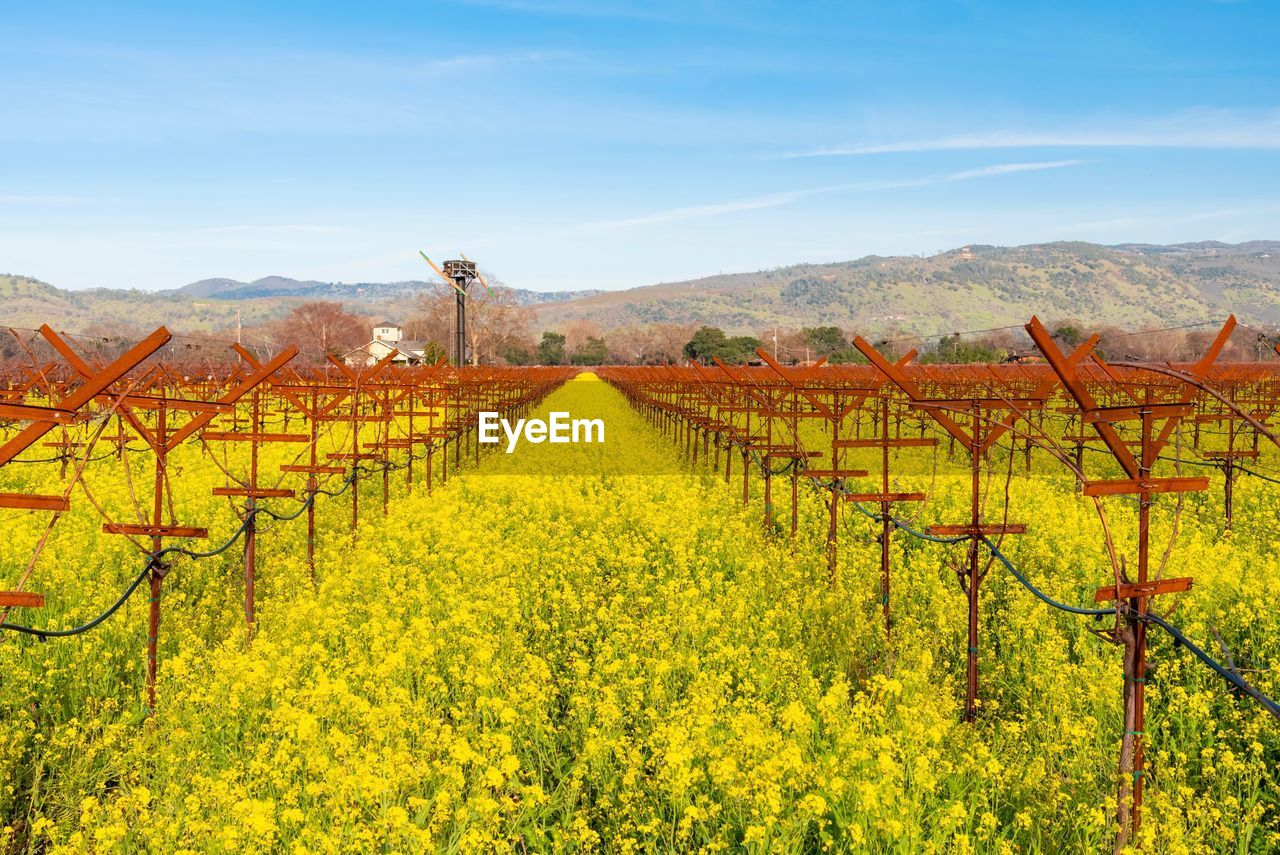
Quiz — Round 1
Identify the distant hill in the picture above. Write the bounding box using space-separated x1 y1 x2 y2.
529 240 1280 334
0 274 603 333
0 274 294 333
160 276 602 305
3 241 1279 336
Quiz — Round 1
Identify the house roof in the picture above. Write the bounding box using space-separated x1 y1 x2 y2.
368 338 429 353
374 320 401 328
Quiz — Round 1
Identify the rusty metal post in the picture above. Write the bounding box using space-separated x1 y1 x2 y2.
1118 403 1154 843
826 398 840 580
350 387 361 542
880 396 892 634
146 399 168 713
1225 416 1237 531
306 387 319 578
406 396 415 491
964 402 982 723
763 417 773 530
244 388 260 629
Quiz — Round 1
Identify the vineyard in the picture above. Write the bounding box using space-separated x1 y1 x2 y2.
1 318 1279 853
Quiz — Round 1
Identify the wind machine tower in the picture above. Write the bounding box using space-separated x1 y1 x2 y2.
441 259 478 366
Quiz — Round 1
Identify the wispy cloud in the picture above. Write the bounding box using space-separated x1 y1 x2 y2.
1063 204 1280 233
580 191 807 230
579 160 1086 231
0 193 89 206
780 110 1280 157
944 160 1087 180
189 224 346 236
453 0 701 23
408 50 569 75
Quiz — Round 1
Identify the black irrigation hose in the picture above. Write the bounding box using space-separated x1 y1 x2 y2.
5 449 131 465
0 404 532 641
0 563 151 639
978 535 1112 617
639 383 1280 719
791 445 1280 719
0 494 315 640
1083 442 1280 486
1142 610 1280 721
750 450 801 478
844 494 968 544
1236 465 1280 487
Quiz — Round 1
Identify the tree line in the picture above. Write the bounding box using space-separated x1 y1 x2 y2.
113 281 1276 367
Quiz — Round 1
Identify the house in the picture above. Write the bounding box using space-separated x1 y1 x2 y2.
348 322 434 365
373 322 402 343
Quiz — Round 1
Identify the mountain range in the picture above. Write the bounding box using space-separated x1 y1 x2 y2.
3 240 1278 337
158 276 603 305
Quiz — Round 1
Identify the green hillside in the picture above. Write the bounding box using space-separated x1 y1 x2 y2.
3 241 1279 337
0 275 289 334
530 242 1280 334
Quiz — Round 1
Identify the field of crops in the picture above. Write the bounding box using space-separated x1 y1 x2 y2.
2 336 1280 852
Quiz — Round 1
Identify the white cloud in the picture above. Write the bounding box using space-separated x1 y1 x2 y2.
1063 205 1280 233
579 160 1086 231
0 193 89 206
580 191 806 230
188 224 347 236
453 0 698 22
944 160 1087 181
780 110 1280 158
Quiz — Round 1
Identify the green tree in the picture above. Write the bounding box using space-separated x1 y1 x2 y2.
800 325 861 362
801 326 847 356
724 335 763 363
683 326 762 364
537 331 566 365
683 326 728 362
418 341 448 364
1054 323 1086 347
921 334 1008 364
569 336 609 366
500 343 533 365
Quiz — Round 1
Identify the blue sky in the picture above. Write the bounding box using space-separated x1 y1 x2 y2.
2 0 1278 292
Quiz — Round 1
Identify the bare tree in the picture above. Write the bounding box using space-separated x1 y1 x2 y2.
647 323 699 364
271 301 369 363
466 285 531 365
404 293 452 350
562 319 602 355
406 277 532 365
607 326 653 364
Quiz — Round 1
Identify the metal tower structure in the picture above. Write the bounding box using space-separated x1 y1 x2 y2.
442 259 477 366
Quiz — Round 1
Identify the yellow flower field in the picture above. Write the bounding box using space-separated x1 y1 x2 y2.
1 374 1277 853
